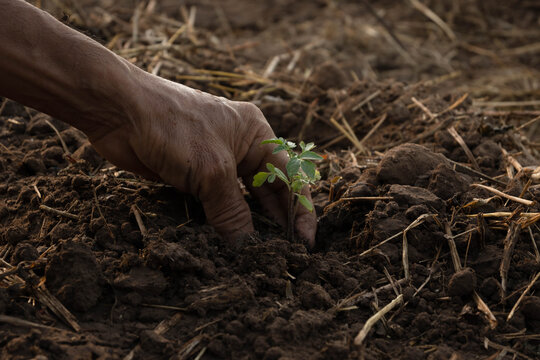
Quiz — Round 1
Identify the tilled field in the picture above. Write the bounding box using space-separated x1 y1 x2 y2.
1 1 539 359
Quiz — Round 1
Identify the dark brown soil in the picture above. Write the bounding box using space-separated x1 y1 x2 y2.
1 1 540 359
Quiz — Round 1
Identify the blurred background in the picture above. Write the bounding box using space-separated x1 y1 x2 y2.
33 0 540 146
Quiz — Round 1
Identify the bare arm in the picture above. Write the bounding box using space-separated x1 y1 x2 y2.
0 0 138 138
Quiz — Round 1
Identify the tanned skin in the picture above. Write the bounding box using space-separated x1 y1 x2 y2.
0 0 316 246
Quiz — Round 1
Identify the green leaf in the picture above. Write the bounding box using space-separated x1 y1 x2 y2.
252 172 269 187
273 167 289 184
296 194 313 212
272 144 288 154
266 163 276 172
301 160 316 179
291 179 304 193
268 173 276 183
286 158 301 177
299 151 323 161
299 141 306 151
304 142 315 151
261 138 283 145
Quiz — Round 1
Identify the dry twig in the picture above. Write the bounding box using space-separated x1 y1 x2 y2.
43 118 70 154
93 186 114 238
358 213 434 257
527 227 540 262
339 278 408 313
39 204 79 220
466 212 539 219
507 272 540 322
354 294 404 346
448 159 506 186
472 184 535 206
0 314 64 331
124 313 184 360
0 258 81 332
516 115 540 131
474 100 540 108
0 98 7 116
409 0 456 41
352 90 381 112
373 117 455 151
448 126 481 171
483 338 534 360
131 205 148 237
444 223 497 329
411 97 436 120
359 113 387 146
500 222 522 298
360 1 415 65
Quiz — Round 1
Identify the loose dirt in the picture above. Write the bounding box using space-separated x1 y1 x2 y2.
1 1 539 359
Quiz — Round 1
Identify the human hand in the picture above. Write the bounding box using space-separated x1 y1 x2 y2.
0 0 316 246
88 72 317 246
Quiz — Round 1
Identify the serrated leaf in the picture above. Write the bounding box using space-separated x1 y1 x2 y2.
299 151 323 161
296 194 313 212
301 160 316 179
252 172 269 187
286 158 301 177
261 138 283 145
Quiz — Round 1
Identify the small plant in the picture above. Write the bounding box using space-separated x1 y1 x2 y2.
252 138 323 242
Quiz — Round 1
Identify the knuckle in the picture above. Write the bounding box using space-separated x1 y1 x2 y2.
235 102 268 127
231 101 274 148
236 101 263 118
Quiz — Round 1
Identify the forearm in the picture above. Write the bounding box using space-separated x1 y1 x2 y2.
0 0 141 138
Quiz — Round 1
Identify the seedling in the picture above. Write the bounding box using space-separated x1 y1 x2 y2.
252 138 322 242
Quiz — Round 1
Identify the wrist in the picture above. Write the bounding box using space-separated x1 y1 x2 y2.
0 0 146 143
71 54 144 142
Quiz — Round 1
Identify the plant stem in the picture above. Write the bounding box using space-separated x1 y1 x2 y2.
287 190 295 242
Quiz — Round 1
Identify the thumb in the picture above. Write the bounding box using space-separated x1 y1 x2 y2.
199 175 254 239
